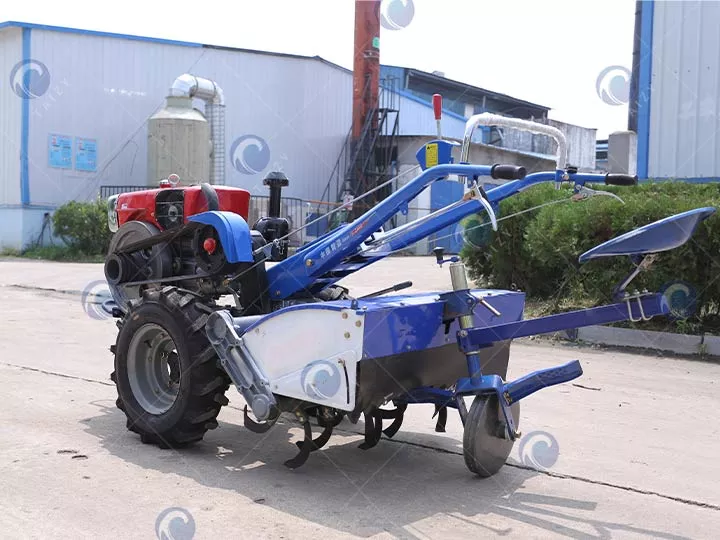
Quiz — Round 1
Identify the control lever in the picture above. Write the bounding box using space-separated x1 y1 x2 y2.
360 281 413 299
433 247 459 267
478 297 502 317
572 184 625 204
464 183 498 231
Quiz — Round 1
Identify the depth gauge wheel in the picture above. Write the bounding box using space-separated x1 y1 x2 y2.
462 394 520 477
110 286 229 448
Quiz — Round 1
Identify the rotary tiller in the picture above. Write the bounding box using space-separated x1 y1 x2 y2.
104 114 715 476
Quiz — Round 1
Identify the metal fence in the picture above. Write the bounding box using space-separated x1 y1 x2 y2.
99 185 312 246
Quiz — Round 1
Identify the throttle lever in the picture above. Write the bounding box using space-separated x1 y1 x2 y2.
464 183 498 231
572 184 625 204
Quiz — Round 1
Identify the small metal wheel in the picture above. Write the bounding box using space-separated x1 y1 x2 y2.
462 394 520 477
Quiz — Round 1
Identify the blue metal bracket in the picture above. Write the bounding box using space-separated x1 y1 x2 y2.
439 289 478 319
400 359 582 441
457 293 668 351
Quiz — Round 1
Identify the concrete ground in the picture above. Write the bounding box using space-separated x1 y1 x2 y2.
1 257 719 539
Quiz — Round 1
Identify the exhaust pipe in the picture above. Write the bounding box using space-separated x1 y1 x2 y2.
169 74 226 185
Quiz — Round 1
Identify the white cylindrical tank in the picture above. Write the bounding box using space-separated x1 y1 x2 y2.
147 95 211 186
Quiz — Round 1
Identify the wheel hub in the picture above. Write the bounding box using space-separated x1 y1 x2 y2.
126 323 180 415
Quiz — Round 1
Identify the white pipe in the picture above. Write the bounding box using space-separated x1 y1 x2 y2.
169 74 226 184
461 113 568 170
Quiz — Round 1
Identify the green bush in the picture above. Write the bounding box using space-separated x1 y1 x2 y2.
461 181 720 327
52 198 111 255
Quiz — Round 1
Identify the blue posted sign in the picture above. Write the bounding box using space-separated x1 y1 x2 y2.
48 134 72 169
75 138 97 172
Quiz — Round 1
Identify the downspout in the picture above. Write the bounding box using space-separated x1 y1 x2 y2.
169 74 226 185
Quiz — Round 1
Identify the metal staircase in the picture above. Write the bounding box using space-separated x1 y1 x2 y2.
315 77 400 231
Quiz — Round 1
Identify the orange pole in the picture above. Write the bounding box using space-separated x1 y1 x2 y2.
352 0 380 141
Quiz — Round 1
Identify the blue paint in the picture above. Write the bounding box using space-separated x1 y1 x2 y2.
360 291 525 359
636 0 654 179
48 134 72 168
502 360 582 402
20 27 30 205
578 207 716 262
188 211 253 263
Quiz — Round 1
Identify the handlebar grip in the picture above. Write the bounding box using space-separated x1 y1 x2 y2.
491 164 527 180
604 173 638 186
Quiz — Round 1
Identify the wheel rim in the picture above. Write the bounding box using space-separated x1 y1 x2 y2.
127 323 181 414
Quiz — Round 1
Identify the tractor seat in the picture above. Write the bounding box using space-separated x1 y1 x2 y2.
578 206 716 263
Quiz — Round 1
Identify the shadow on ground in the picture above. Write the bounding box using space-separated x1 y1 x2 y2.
82 400 688 540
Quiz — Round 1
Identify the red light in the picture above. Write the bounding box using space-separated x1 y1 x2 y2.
203 238 217 254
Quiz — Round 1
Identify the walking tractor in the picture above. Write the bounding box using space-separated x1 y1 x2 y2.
104 112 715 476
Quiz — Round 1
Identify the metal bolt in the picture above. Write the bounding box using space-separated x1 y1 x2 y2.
514 430 522 438
355 321 362 327
306 259 314 267
342 312 348 319
459 330 468 338
344 332 351 339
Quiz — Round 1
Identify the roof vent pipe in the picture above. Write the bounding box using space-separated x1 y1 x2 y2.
169 74 226 185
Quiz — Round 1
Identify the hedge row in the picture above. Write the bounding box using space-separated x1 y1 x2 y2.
52 198 112 255
461 181 720 325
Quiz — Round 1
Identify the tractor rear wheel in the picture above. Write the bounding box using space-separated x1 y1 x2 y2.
111 286 229 448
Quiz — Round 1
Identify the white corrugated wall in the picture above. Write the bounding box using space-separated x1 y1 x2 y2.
0 27 22 206
394 92 467 139
25 28 352 206
647 0 720 178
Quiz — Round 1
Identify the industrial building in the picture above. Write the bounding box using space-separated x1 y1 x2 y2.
1 19 597 251
630 0 720 181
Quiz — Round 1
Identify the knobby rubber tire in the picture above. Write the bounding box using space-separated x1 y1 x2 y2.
110 286 229 448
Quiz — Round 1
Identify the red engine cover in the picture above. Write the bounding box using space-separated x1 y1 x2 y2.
115 185 251 230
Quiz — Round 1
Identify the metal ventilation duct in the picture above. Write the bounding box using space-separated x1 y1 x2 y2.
170 74 226 185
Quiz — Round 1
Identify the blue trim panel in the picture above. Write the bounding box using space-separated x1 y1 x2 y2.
361 291 525 359
636 0 654 179
20 27 30 205
0 21 201 48
188 211 253 263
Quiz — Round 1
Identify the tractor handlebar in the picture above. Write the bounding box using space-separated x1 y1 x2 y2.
604 173 639 186
490 164 527 180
